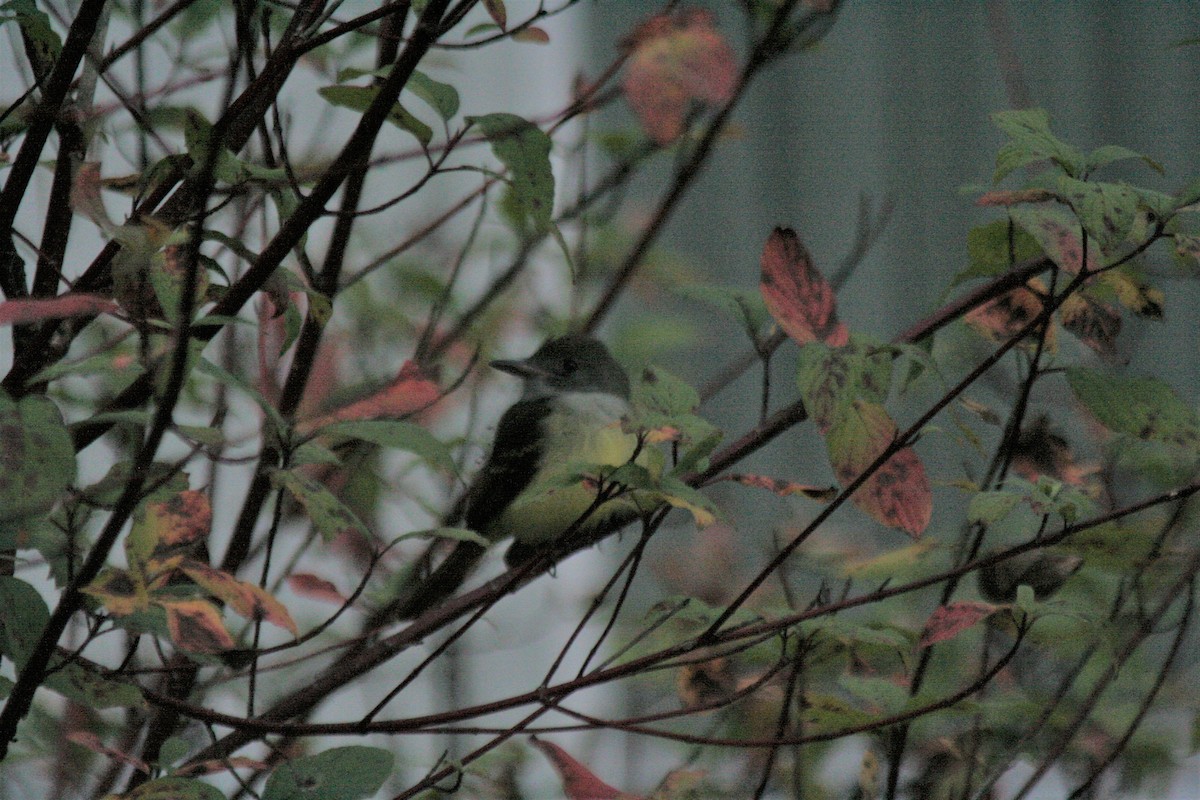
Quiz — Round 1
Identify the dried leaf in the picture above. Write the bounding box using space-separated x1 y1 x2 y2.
760 227 848 347
70 162 117 234
728 473 836 501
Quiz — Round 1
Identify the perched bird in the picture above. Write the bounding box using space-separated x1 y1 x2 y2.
371 334 647 623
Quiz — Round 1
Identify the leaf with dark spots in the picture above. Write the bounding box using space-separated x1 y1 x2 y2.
760 227 848 348
919 601 1002 648
826 400 931 537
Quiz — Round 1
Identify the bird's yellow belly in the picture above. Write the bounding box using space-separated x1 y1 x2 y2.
490 415 642 544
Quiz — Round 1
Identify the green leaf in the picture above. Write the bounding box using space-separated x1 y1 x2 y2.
291 441 342 467
405 70 459 121
316 420 455 473
263 746 393 800
0 392 76 524
657 474 719 527
123 776 225 800
0 577 144 709
632 364 700 418
46 662 147 710
675 283 771 342
196 356 289 439
1067 368 1200 450
967 490 1022 524
27 347 147 387
272 469 372 542
1 0 62 81
1009 204 1095 273
0 576 48 665
1085 144 1163 175
991 108 1085 181
956 218 1045 285
839 674 908 715
392 526 490 547
796 336 892 432
318 85 432 146
467 113 554 234
1054 177 1140 254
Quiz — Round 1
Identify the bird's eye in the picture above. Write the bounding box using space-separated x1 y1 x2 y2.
561 357 579 374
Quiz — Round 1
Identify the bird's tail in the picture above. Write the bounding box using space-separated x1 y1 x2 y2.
362 541 487 630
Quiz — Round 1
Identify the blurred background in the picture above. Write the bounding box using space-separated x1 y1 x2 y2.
4 1 1200 797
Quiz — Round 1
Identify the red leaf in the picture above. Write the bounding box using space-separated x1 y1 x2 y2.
623 10 737 144
919 601 1001 648
299 360 440 432
531 739 640 800
827 401 932 536
760 227 849 347
0 294 120 326
728 473 837 501
287 573 348 604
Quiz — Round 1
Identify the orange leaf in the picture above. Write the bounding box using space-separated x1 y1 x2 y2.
67 731 150 774
180 559 298 635
146 490 212 551
623 10 737 144
159 598 237 653
919 601 1001 648
299 360 440 432
760 227 849 347
827 401 931 537
729 473 836 501
531 739 641 800
0 294 120 326
287 573 348 604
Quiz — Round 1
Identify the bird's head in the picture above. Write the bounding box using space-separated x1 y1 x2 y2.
491 334 630 401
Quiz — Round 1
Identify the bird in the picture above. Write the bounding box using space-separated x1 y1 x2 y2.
368 334 649 624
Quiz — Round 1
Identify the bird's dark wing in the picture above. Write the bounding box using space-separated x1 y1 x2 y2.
364 398 552 625
464 397 552 535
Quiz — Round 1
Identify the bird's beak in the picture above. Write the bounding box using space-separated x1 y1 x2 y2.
490 357 547 380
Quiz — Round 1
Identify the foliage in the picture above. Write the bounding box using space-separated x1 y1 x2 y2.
0 2 1198 799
